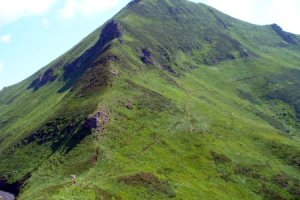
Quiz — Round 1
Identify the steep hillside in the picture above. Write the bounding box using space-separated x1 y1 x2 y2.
0 0 300 199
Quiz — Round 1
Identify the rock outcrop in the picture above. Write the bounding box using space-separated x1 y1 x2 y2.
125 101 133 109
271 24 298 45
127 0 141 7
85 108 110 131
0 190 15 200
141 48 154 65
63 20 124 82
162 65 176 74
0 173 30 198
99 20 124 46
28 68 56 91
209 9 229 30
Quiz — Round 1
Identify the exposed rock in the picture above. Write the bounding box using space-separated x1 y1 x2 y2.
226 53 236 60
0 173 30 198
163 65 176 74
141 48 154 65
63 20 124 81
28 68 56 91
216 17 228 30
209 9 229 30
240 48 249 57
66 54 120 95
99 20 124 45
126 101 133 109
85 108 110 131
111 70 119 76
127 0 141 7
85 117 99 130
97 55 119 65
77 66 110 93
271 24 298 45
168 7 181 16
0 190 15 200
205 36 213 43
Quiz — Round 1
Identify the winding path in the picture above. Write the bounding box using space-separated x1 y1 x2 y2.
0 191 15 200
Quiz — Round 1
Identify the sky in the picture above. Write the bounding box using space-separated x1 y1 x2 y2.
0 0 299 90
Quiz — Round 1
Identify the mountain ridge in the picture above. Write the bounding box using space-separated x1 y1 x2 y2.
1 0 299 94
0 0 300 199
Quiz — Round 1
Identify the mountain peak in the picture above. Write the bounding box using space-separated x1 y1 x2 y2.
1 1 300 199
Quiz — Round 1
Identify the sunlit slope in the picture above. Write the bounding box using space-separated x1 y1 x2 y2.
0 0 299 199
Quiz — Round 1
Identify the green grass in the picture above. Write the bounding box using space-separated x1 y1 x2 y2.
0 0 300 199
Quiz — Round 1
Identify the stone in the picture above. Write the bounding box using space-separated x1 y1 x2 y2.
141 48 154 65
126 101 133 109
85 108 110 131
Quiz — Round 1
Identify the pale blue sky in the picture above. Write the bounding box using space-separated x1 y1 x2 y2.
0 0 299 90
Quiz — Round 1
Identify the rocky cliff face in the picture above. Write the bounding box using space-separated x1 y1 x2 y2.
85 108 110 132
63 20 124 82
28 68 56 91
141 48 154 65
271 23 299 45
28 20 124 92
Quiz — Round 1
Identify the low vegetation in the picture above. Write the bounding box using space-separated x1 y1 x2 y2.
0 0 300 199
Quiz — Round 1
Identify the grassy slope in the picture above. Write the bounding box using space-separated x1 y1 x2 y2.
0 0 300 199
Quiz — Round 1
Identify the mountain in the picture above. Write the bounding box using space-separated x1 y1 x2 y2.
0 0 300 199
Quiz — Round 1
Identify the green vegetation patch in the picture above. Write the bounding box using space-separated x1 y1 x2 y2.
118 172 176 198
